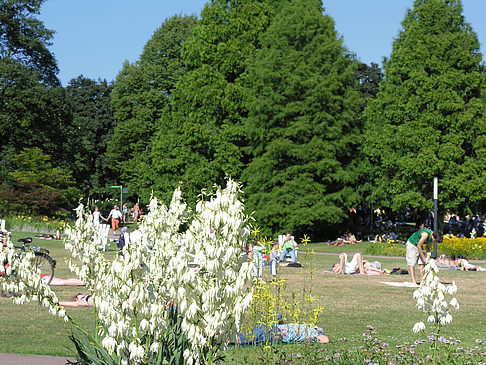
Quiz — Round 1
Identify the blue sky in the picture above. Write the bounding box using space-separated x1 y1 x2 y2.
39 0 486 86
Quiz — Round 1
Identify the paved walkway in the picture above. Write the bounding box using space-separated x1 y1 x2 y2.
0 353 75 365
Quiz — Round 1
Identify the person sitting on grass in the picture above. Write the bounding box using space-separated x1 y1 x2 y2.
279 232 298 263
331 253 386 275
347 232 362 245
59 293 94 307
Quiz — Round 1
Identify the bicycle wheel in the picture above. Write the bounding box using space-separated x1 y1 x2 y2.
33 252 55 285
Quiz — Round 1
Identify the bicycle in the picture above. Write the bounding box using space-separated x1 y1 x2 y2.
13 237 57 285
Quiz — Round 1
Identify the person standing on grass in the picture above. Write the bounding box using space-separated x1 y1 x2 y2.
132 202 141 223
406 229 443 284
105 205 123 234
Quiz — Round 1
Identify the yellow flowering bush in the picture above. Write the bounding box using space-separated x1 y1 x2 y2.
440 236 486 259
365 240 406 257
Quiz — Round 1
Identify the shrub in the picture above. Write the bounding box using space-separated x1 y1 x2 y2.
440 236 486 259
365 240 406 257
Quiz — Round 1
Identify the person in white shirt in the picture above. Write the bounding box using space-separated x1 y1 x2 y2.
92 206 105 225
106 205 123 233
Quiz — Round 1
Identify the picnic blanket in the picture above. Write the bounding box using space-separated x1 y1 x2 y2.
380 281 419 287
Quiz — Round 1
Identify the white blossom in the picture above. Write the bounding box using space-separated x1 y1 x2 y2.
1 180 254 364
413 321 426 333
412 258 459 334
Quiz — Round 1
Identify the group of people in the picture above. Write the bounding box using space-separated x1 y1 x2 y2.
327 232 362 246
444 210 485 238
250 232 300 283
92 203 142 234
437 254 485 271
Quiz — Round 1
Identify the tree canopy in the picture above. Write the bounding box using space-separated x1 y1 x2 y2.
0 0 59 85
241 0 362 236
107 14 198 199
147 0 275 204
362 0 486 216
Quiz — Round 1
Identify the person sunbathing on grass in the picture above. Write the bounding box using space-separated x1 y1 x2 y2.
40 274 85 286
347 233 362 245
238 323 329 345
59 293 94 307
457 255 485 271
331 253 386 275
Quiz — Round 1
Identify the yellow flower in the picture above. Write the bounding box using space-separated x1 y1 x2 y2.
301 234 311 246
251 225 261 238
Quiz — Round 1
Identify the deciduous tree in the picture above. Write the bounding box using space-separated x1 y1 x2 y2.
107 15 197 197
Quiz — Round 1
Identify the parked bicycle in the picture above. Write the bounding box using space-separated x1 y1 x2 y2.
13 237 57 285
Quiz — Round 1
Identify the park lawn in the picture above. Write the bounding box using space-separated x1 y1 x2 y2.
1 234 486 362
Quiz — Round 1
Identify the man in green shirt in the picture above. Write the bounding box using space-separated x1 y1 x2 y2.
406 229 443 284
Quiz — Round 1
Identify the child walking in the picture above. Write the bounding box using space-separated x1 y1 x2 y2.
270 240 279 280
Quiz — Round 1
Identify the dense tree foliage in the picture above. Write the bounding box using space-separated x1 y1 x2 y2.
107 14 198 198
362 0 486 216
148 0 275 204
0 59 69 183
0 148 78 215
65 76 117 195
357 62 383 102
241 0 362 236
0 0 58 86
2 0 486 237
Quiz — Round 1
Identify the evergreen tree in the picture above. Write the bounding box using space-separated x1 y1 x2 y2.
148 0 275 204
357 62 383 102
241 0 362 236
107 14 197 197
362 0 486 216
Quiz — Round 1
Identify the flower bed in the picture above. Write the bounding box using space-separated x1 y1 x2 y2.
440 236 486 259
365 240 406 257
2 215 66 234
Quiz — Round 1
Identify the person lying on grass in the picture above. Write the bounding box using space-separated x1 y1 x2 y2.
331 253 386 275
457 255 485 271
40 274 85 286
59 293 94 307
238 323 329 345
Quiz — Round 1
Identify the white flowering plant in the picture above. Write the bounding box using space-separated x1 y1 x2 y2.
412 257 459 364
1 179 255 365
0 240 67 321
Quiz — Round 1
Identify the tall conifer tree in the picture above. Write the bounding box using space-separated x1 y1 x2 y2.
241 0 362 236
147 0 275 204
362 0 486 216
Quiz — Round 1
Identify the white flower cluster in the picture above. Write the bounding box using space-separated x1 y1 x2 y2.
412 258 459 333
0 240 67 321
68 179 254 363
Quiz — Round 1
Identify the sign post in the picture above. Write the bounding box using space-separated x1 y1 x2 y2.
110 185 122 209
432 177 438 258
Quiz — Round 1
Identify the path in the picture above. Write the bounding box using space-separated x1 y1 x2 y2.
0 353 74 365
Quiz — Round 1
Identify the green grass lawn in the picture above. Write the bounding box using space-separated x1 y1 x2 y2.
1 233 486 362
